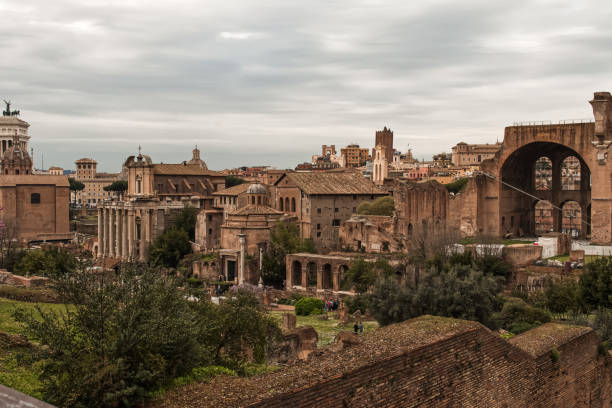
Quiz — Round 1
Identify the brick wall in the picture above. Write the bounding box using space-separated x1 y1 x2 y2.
155 316 612 408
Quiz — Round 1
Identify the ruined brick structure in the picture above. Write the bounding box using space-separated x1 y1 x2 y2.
285 253 352 291
469 91 612 244
339 214 400 253
154 316 612 408
394 179 448 237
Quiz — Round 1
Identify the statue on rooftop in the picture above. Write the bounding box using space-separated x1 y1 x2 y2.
2 100 20 116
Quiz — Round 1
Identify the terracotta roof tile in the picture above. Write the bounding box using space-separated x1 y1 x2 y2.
152 164 222 176
213 183 251 196
284 172 387 195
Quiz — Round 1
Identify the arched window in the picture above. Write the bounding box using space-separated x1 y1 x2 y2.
279 197 284 211
257 196 261 205
561 156 581 191
251 196 255 204
534 157 552 191
285 197 290 212
31 193 40 204
291 197 296 212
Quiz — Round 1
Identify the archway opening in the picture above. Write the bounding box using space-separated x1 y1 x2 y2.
500 142 591 237
561 201 582 238
322 264 332 289
307 262 317 287
291 260 302 287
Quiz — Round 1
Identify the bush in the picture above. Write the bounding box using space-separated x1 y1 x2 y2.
344 295 368 314
13 248 77 279
0 285 58 303
494 299 551 334
544 278 582 316
294 297 324 316
356 196 394 216
580 257 612 309
367 266 503 328
445 178 468 194
14 264 281 408
148 227 192 268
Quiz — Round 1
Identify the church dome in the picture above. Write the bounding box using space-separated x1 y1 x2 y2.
246 183 267 194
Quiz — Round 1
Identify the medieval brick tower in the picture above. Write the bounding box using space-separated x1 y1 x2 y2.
373 127 394 161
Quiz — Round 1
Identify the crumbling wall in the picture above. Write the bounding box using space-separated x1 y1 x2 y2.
339 215 400 252
159 316 612 408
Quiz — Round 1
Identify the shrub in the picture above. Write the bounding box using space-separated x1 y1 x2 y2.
344 295 368 314
294 297 324 316
0 285 58 303
495 299 551 334
580 257 612 309
445 178 469 194
356 196 394 216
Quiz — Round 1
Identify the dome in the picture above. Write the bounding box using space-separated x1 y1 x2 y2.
246 183 267 194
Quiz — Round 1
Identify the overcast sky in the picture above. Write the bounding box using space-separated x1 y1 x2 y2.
1 0 611 172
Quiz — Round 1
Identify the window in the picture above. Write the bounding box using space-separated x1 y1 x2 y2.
257 196 261 205
317 232 321 238
317 208 321 215
251 196 255 204
280 198 284 211
317 224 320 230
291 197 296 212
332 219 340 226
31 193 41 204
334 207 338 212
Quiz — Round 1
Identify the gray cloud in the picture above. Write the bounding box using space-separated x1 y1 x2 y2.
1 0 611 171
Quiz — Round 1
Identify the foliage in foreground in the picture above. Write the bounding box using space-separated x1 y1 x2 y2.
13 263 281 408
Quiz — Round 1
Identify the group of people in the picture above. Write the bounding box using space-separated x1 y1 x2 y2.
323 298 339 312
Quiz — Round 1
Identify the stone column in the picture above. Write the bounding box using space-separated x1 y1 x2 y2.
122 209 128 260
301 263 308 288
108 208 115 258
238 234 246 285
97 208 103 258
142 209 150 261
317 265 323 290
115 209 122 259
551 157 562 232
332 271 340 292
102 208 108 257
139 214 145 262
127 210 134 261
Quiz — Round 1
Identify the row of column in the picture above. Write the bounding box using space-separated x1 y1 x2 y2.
288 262 341 291
97 207 153 261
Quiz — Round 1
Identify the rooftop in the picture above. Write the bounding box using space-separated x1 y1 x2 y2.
280 172 386 195
152 163 222 177
213 183 251 196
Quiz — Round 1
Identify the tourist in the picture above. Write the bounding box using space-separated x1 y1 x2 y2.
359 322 364 333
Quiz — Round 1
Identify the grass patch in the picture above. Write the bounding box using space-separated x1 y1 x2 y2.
269 311 378 347
0 298 68 336
0 345 44 400
502 239 535 245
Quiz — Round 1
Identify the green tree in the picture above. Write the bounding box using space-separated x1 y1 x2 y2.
174 207 199 241
366 266 503 328
494 299 551 334
14 263 281 407
261 221 316 288
14 264 211 407
214 290 281 366
341 257 394 293
544 278 583 317
579 257 612 309
103 180 128 200
148 228 191 268
13 247 77 278
357 196 394 216
445 178 469 194
225 175 247 188
68 178 85 203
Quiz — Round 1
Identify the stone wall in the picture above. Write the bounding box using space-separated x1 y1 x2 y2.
502 244 543 267
155 316 612 408
393 179 448 238
339 214 400 252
